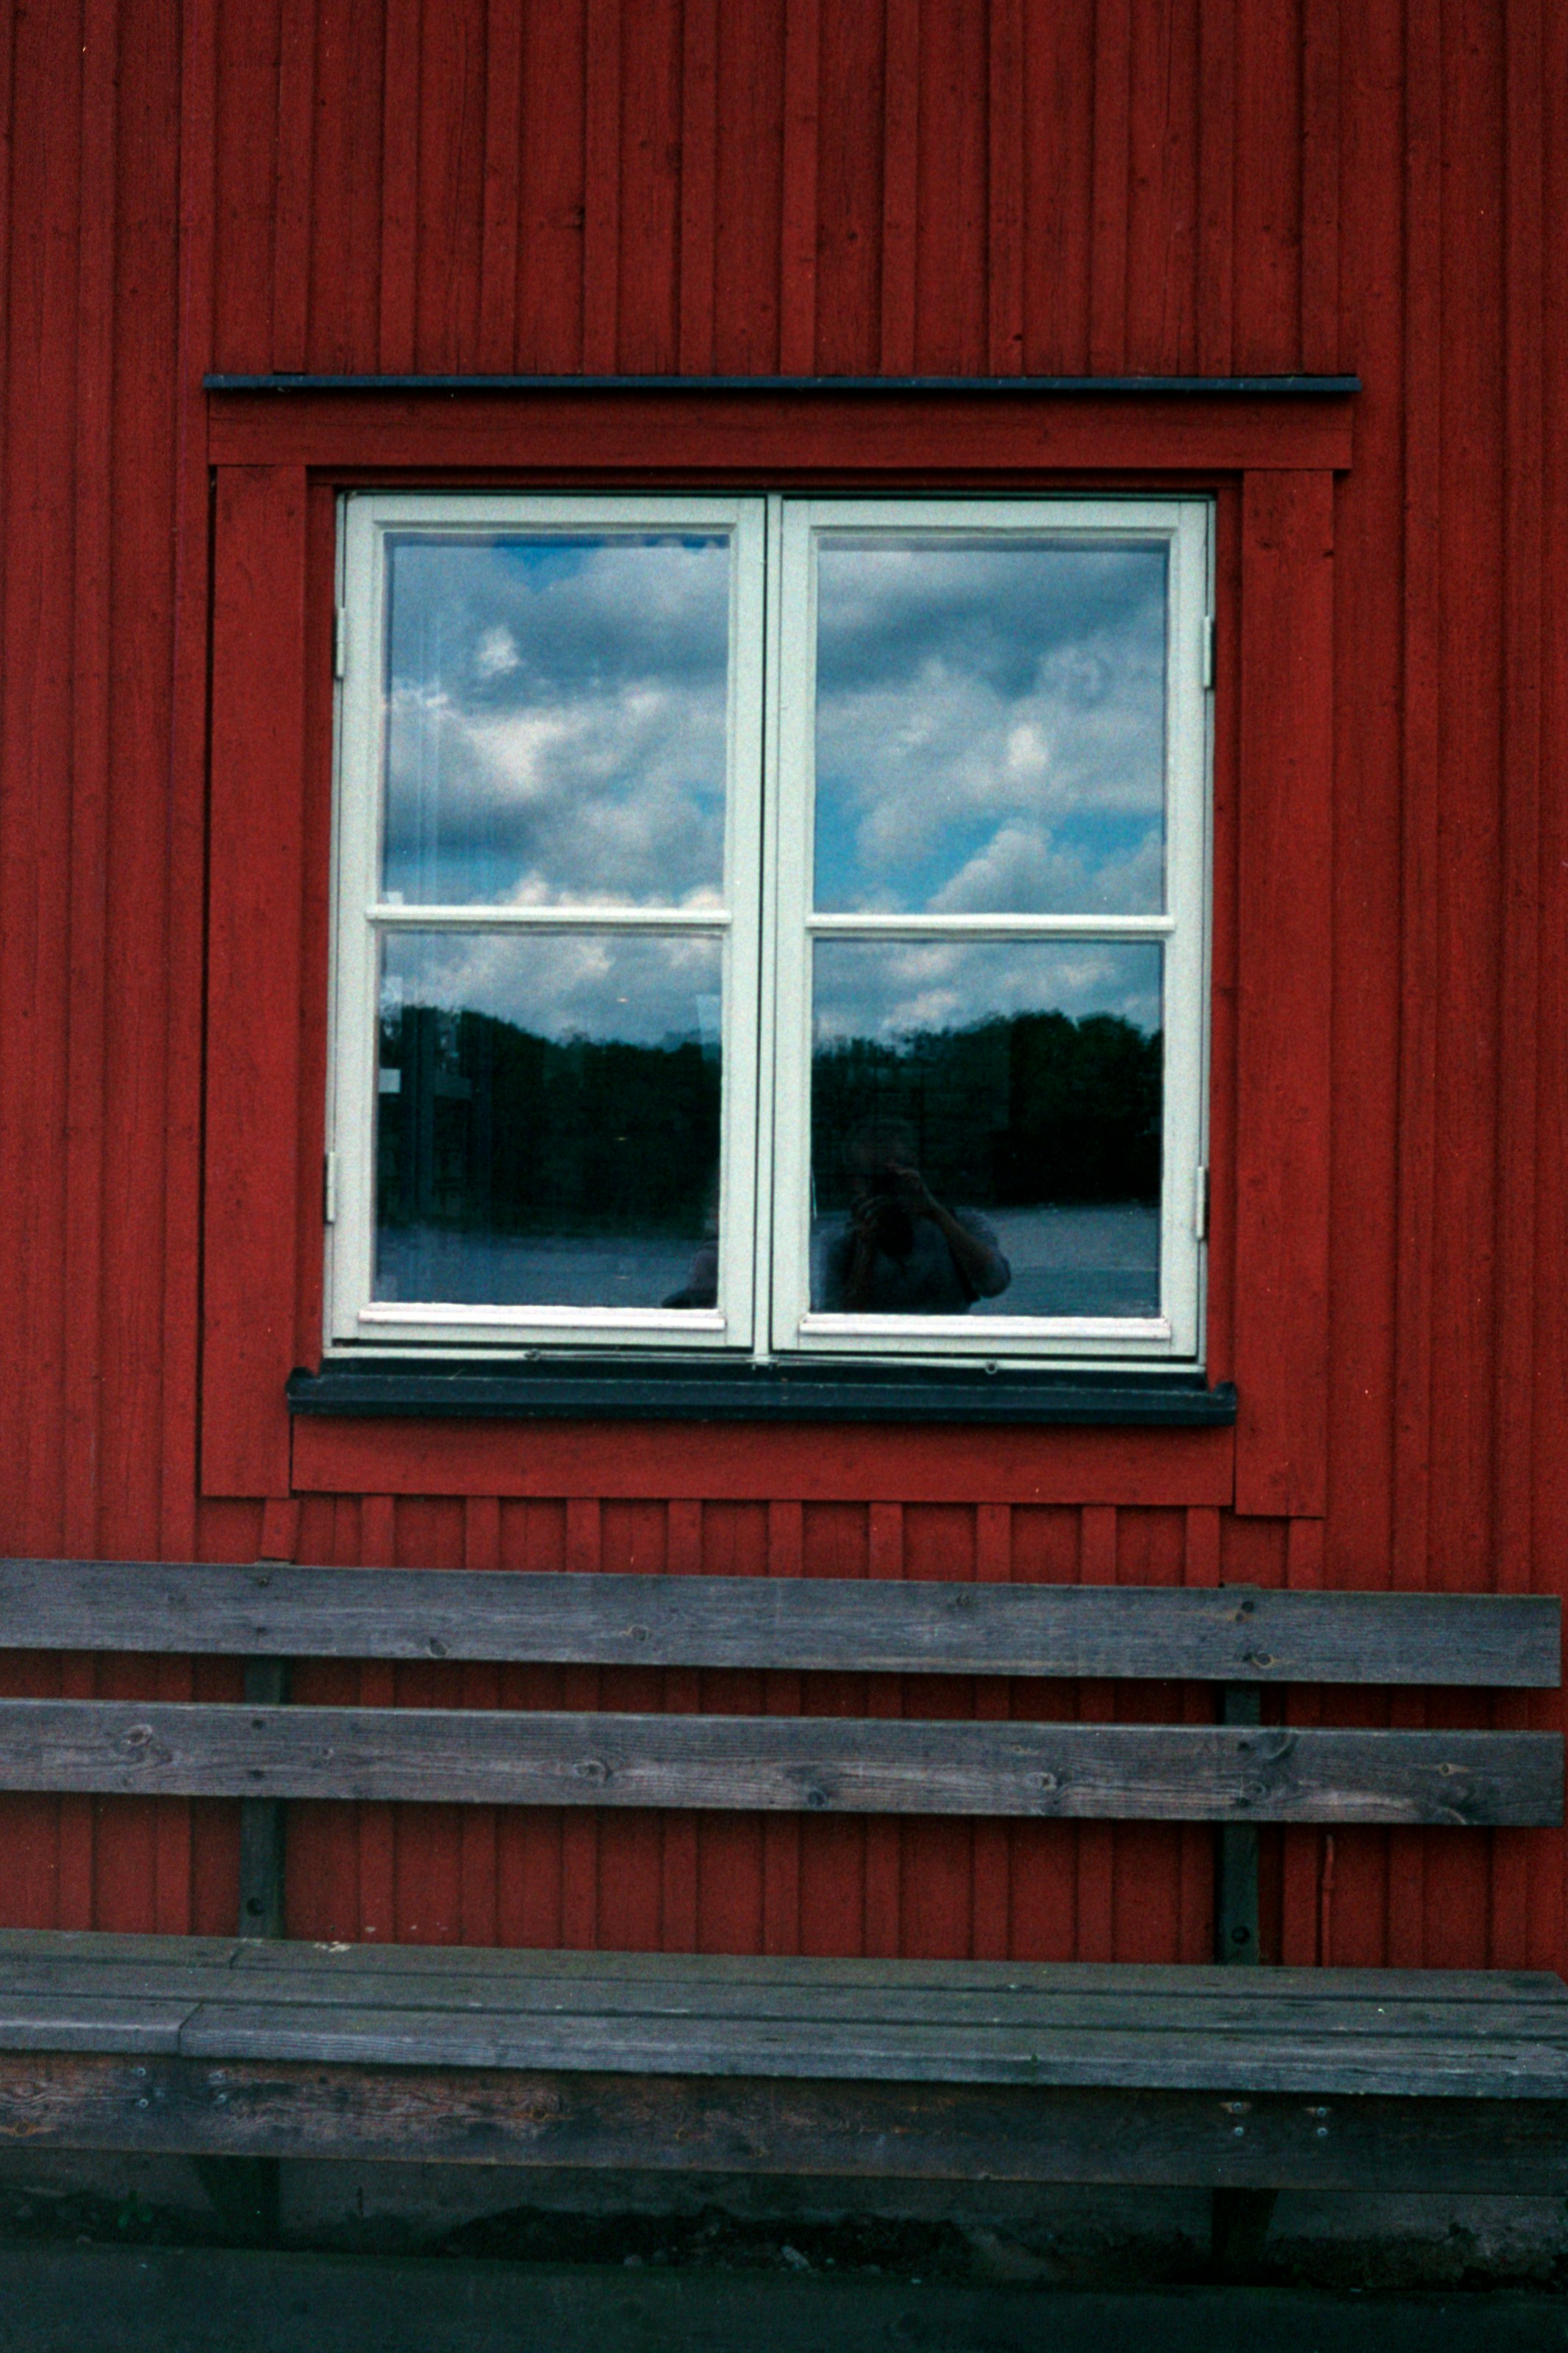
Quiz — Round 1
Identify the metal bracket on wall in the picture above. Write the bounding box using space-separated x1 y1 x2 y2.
237 1656 289 1940
1211 1677 1277 2274
1216 1681 1261 1966
204 1647 291 2246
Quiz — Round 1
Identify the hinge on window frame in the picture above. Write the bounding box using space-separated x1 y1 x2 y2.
334 607 347 679
1195 1164 1209 1241
323 1149 338 1224
1202 613 1215 691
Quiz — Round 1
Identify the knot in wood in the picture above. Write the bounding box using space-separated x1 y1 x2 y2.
573 1757 610 1785
120 1723 173 1768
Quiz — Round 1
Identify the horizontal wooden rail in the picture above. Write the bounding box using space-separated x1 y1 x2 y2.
0 1703 1553 1824
0 1563 1557 1686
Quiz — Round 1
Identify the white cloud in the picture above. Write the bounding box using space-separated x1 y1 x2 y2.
384 928 723 1049
473 625 520 679
812 937 1162 1048
931 823 1164 916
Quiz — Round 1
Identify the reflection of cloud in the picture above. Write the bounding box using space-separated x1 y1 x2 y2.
383 929 724 1049
931 824 1164 914
815 540 1167 915
384 535 730 906
474 625 520 679
812 938 1162 1046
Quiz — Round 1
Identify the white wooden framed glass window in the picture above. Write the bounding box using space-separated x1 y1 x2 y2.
327 491 1211 1367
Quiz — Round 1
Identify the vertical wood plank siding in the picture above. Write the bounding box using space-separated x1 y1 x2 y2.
0 0 1558 1972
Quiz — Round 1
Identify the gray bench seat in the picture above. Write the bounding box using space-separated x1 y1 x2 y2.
0 1560 1558 2222
0 1935 1565 2195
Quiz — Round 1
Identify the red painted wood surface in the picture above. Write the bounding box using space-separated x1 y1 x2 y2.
0 0 1560 1976
1233 468 1335 1516
204 465 308 1499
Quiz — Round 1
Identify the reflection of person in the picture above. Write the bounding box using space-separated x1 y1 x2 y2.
817 1118 1011 1314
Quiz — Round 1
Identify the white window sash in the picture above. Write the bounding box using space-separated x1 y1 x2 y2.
327 493 767 1352
765 495 1211 1365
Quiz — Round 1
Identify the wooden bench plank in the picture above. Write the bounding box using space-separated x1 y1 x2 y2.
0 1702 1553 1824
0 1929 245 1968
0 1561 1556 1685
0 1996 196 2054
5 1956 1564 2049
166 2001 1568 2100
3 1931 1558 2006
222 1941 1568 2002
3 2050 1564 2193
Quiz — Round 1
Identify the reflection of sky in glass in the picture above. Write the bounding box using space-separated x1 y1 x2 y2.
812 937 1163 1046
814 538 1167 914
382 535 731 907
378 927 723 1049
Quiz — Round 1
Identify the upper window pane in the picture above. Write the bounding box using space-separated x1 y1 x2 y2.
813 537 1168 915
382 533 733 908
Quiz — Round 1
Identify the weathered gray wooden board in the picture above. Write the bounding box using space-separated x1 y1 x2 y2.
0 1702 1553 1823
0 1935 1564 2096
3 1927 1563 2008
0 1929 245 1968
1 2050 1566 2193
0 1704 1555 1828
0 1560 1556 1685
0 1996 195 2052
2 1958 1564 2054
165 2001 1568 2099
221 1944 1568 2001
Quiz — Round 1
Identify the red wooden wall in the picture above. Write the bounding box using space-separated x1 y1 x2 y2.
0 0 1563 1977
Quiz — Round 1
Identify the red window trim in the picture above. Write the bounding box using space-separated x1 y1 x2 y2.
201 393 1340 1514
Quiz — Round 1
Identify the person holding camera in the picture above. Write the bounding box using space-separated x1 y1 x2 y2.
816 1118 1012 1315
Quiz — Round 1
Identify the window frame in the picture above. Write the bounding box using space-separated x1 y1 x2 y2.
328 491 768 1355
325 487 1214 1370
767 492 1213 1365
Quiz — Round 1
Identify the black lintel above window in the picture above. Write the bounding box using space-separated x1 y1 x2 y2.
205 371 1361 398
287 1359 1238 1427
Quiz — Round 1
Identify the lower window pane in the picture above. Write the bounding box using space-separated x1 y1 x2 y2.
375 931 724 1310
810 940 1162 1318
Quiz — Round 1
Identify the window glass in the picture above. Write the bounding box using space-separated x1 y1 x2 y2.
809 940 1161 1318
375 930 723 1310
813 538 1167 915
331 494 1206 1363
383 533 731 907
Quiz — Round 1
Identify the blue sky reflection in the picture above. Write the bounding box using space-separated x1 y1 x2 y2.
814 537 1167 914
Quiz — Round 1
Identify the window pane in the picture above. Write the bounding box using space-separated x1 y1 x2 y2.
382 534 732 907
810 940 1161 1318
375 931 724 1310
814 538 1167 915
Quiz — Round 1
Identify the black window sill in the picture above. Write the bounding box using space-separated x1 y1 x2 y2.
287 1358 1237 1429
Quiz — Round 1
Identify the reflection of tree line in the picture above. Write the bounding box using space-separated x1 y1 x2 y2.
813 1010 1161 1213
376 1002 1161 1238
377 1007 720 1236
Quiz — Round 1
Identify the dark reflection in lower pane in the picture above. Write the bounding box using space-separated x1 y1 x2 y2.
374 932 723 1310
810 940 1162 1318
